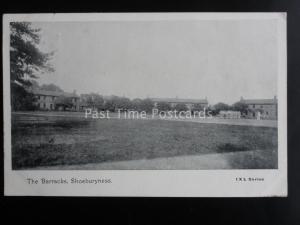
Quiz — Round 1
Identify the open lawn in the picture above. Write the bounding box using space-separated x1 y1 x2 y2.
11 113 278 169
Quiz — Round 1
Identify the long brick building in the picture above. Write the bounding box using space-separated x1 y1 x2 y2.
30 89 80 111
150 97 208 111
240 96 278 120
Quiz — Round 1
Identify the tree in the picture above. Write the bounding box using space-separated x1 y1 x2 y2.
157 102 172 111
231 101 248 114
131 98 143 111
40 84 63 92
10 22 54 110
139 98 154 113
173 103 188 112
115 97 132 111
103 96 119 112
30 80 40 90
94 95 105 110
213 102 231 114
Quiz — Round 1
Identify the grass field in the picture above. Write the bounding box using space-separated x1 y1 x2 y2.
11 113 278 169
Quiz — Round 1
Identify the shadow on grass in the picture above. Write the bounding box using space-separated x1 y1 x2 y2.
216 143 250 153
225 149 278 169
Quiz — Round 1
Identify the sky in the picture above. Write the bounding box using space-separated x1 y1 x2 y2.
32 19 278 104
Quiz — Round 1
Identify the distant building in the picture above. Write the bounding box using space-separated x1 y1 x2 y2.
150 97 208 111
240 96 277 120
30 89 80 111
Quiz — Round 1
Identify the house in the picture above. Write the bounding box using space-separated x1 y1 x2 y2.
30 89 80 111
150 97 208 111
240 96 278 120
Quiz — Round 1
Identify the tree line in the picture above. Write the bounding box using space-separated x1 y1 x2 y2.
81 93 250 115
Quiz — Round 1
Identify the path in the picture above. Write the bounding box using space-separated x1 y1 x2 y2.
33 150 269 170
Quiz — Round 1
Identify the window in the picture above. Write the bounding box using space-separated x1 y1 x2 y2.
253 104 255 108
43 103 46 108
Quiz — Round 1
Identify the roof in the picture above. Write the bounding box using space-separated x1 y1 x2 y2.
241 98 277 105
103 95 118 100
150 98 208 104
30 89 79 98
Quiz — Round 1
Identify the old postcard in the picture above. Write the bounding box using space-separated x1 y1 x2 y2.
3 13 287 196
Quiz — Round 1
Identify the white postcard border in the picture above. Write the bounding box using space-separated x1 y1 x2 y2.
3 13 287 197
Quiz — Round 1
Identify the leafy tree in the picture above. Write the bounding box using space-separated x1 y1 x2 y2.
157 102 172 112
213 102 231 114
10 22 54 110
94 95 105 110
173 103 188 112
139 98 154 113
114 97 132 111
40 84 63 92
205 106 214 116
30 80 40 89
131 98 143 111
104 99 116 112
103 96 119 112
231 101 248 114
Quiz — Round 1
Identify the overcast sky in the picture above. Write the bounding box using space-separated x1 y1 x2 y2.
33 19 278 104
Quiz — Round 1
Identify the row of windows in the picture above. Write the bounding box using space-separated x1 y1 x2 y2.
40 103 54 109
38 95 56 101
250 104 276 109
246 111 270 116
37 95 78 102
39 103 79 110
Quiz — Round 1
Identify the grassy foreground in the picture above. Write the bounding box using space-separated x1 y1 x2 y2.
11 115 278 169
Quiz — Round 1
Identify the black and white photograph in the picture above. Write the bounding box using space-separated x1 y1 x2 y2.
3 13 287 196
